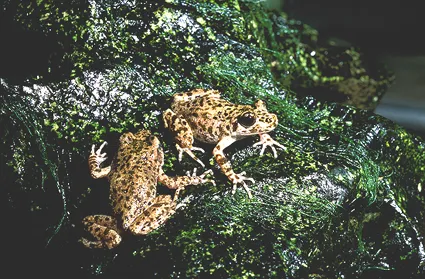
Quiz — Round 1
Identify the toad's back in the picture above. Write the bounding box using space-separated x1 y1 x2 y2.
108 134 162 222
171 95 253 143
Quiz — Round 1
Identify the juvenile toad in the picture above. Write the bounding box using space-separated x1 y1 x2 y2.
163 89 284 198
80 130 214 249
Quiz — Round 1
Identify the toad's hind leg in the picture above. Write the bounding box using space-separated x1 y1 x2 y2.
80 215 121 249
163 109 205 167
128 194 179 235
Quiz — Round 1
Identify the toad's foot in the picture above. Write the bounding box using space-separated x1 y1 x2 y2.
89 141 111 179
185 168 216 186
91 141 108 165
173 169 216 202
229 171 255 199
253 134 286 158
176 144 205 167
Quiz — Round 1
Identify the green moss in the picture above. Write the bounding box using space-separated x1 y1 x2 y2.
1 0 423 278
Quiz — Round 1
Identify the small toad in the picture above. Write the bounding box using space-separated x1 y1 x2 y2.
80 130 214 249
163 89 284 198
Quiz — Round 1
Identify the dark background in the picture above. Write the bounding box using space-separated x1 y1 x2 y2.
272 0 425 136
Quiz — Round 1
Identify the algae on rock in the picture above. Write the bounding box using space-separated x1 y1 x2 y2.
1 0 423 278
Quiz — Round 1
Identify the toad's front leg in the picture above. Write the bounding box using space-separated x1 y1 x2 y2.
213 137 254 199
158 168 215 189
163 109 205 167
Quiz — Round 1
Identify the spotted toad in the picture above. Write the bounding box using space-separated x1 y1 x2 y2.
80 130 214 249
163 89 284 198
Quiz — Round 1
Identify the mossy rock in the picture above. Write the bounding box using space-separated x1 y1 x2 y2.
0 0 423 278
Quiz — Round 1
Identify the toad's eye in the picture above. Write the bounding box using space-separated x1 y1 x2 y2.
237 112 256 128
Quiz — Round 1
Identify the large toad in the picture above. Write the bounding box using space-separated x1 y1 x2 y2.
80 130 214 249
163 89 284 198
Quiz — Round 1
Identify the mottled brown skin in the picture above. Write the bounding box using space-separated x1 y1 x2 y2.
163 89 285 198
80 130 214 249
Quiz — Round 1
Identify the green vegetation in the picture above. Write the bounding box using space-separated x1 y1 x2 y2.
1 0 423 278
